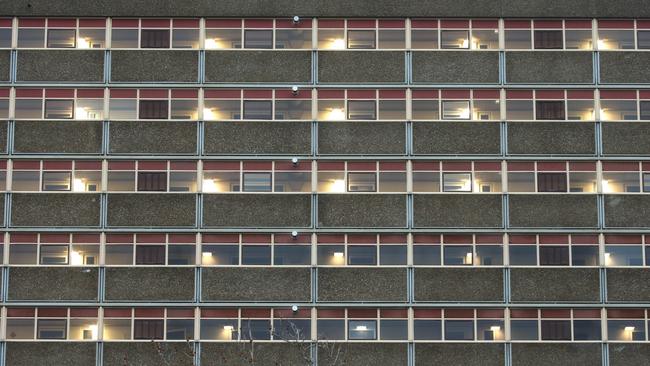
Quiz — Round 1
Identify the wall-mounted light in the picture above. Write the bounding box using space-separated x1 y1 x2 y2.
291 231 298 238
202 252 213 257
354 325 368 331
202 179 219 192
77 37 91 49
291 157 299 165
333 252 344 258
291 85 299 96
292 305 299 312
604 252 612 266
464 252 473 265
292 16 300 24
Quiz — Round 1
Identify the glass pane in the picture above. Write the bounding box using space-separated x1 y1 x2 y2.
505 30 531 49
42 172 71 191
317 100 345 120
166 319 194 340
444 245 473 265
474 172 502 193
241 245 271 265
275 100 311 120
541 320 571 340
471 29 499 49
200 319 238 340
70 244 99 266
569 172 597 193
378 172 406 192
317 319 345 340
412 100 439 120
442 101 471 120
318 29 345 49
201 245 239 265
378 30 405 49
274 172 311 192
244 30 272 49
598 30 635 50
0 28 12 48
608 320 645 341
600 100 638 121
243 100 272 120
140 29 170 48
573 320 601 340
243 172 272 192
348 320 377 340
274 245 310 265
168 245 195 265
477 320 504 340
445 320 474 340
317 245 345 265
472 100 500 120
204 100 240 120
111 29 138 48
565 30 593 49
413 245 441 265
170 100 198 119
379 245 407 265
506 100 534 120
534 30 563 49
273 319 311 340
638 30 650 49
536 101 565 120
411 29 438 49
380 320 407 340
40 245 69 265
413 172 440 192
105 245 133 265
12 171 40 191
507 172 536 192
18 28 45 48
205 29 241 49
69 319 99 340
443 173 472 192
169 172 197 192
539 246 569 266
103 319 132 340
602 172 640 193
641 101 650 121
511 320 538 340
348 245 377 265
47 29 76 48
347 30 375 49
6 319 35 339
76 99 104 120
378 100 406 120
567 100 595 121
78 29 105 48
572 246 599 266
605 245 643 266
275 29 311 49
37 319 67 339
348 100 376 120
441 30 469 49
172 29 199 49
414 320 442 340
203 171 240 192
0 99 8 118
9 244 38 264
45 100 74 119
509 245 537 265
317 172 346 193
645 173 650 192
241 319 271 340
109 99 137 119
348 172 376 192
475 245 503 265
537 172 568 193
107 172 135 191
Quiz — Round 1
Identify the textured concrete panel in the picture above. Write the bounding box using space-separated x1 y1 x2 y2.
318 122 405 155
600 52 650 84
413 122 501 155
0 50 9 81
607 269 650 302
508 195 598 228
602 123 650 155
610 344 650 366
205 51 311 83
413 195 502 228
8 267 97 301
415 344 505 366
502 0 596 17
506 52 593 83
510 268 600 302
0 121 7 153
202 343 306 366
204 122 311 155
596 0 650 18
104 342 194 366
105 267 194 301
6 342 96 366
605 195 650 228
320 343 408 366
16 50 104 82
203 194 311 228
318 194 406 228
107 194 196 227
318 268 407 302
412 51 499 84
111 50 198 82
11 194 99 227
110 121 197 154
507 122 595 155
318 51 405 83
14 121 102 154
512 344 602 366
414 268 503 302
202 268 310 302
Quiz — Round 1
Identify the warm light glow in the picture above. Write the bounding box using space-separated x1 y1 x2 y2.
86 324 98 340
202 252 213 257
597 39 612 50
330 179 346 193
328 108 346 120
625 326 635 331
490 326 501 331
464 252 473 265
73 178 87 192
333 252 344 258
330 38 345 49
202 179 219 193
77 37 91 49
224 325 234 331
354 325 368 331
203 108 216 120
460 39 469 48
205 38 228 49
604 252 612 266
70 250 84 265
602 179 612 193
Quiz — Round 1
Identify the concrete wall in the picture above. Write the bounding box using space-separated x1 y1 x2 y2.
318 194 406 228
13 121 102 154
607 269 650 302
202 343 307 366
414 268 504 302
105 267 195 301
415 343 505 366
505 52 593 83
413 195 503 228
104 342 194 366
205 51 311 83
107 194 196 227
412 122 501 155
8 267 98 301
6 342 96 366
412 52 499 84
602 123 650 155
16 50 104 82
318 122 406 155
203 194 311 228
510 268 600 302
204 122 311 155
511 344 602 366
507 122 595 155
111 50 198 82
319 343 408 366
318 268 407 302
604 195 650 228
600 52 650 84
318 51 405 83
508 195 598 228
11 194 99 227
609 344 650 366
109 121 197 154
202 267 311 302
0 50 10 81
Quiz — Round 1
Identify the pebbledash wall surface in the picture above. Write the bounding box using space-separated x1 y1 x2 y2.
1 0 650 365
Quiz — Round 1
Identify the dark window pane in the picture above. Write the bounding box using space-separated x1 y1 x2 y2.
47 29 76 48
445 320 474 340
242 245 271 265
135 245 165 265
413 245 441 265
348 320 377 340
381 320 408 340
572 246 599 266
141 29 170 48
539 246 570 266
317 245 345 266
244 30 272 49
541 320 571 340
537 172 567 192
347 30 376 49
273 319 311 340
573 320 601 340
444 245 473 265
509 245 537 265
168 245 195 265
241 319 271 340
243 100 272 120
511 320 538 340
274 245 310 265
638 31 650 49
534 30 563 49
347 245 377 265
243 172 272 192
45 100 74 119
536 101 565 120
37 319 67 339
137 172 167 191
414 320 442 340
42 172 71 191
317 319 345 340
641 101 650 120
134 319 164 339
139 100 169 119
347 100 376 120
379 245 407 265
347 172 376 192
166 319 194 340
40 245 69 265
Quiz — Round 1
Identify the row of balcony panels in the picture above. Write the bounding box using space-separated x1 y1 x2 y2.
2 121 650 156
0 193 647 228
0 50 649 84
0 266 647 303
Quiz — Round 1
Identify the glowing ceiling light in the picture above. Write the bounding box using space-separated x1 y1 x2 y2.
333 252 344 258
329 108 346 120
331 38 345 49
73 178 87 192
202 252 213 257
490 326 501 331
202 179 219 193
331 179 346 192
625 326 636 332
354 325 368 331
223 325 234 331
465 252 473 264
203 108 217 120
77 37 91 49
70 250 84 265
602 179 611 193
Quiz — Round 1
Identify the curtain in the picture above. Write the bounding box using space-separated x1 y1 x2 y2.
139 100 168 119
137 172 167 191
537 172 567 192
541 320 571 340
536 101 565 120
140 29 170 48
534 30 563 49
135 245 165 265
134 319 164 339
539 246 570 265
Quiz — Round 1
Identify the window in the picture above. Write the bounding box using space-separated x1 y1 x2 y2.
535 101 565 120
137 172 167 191
442 101 470 120
141 29 170 48
134 319 164 339
243 172 272 192
541 319 571 340
348 320 377 340
534 30 563 49
243 100 272 120
42 172 72 191
275 27 311 49
441 30 469 49
241 319 271 340
347 30 376 49
139 100 169 119
598 21 635 50
45 100 74 119
37 319 67 339
537 172 567 192
241 245 271 265
347 172 376 192
443 172 472 192
347 100 376 120
505 29 532 49
445 320 474 340
47 29 76 48
539 246 570 266
244 30 272 49
347 246 377 265
273 245 310 265
639 30 650 49
135 245 165 265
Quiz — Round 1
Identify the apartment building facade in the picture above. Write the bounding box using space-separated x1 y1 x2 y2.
0 0 649 365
